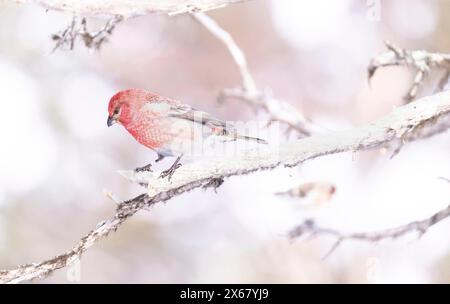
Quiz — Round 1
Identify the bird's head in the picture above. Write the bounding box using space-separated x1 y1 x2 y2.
107 89 154 127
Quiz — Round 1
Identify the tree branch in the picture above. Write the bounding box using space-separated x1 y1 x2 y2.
193 12 257 93
193 12 313 136
0 194 149 284
121 90 450 193
369 41 450 102
289 203 450 260
14 0 251 18
14 1 252 51
1 90 450 283
51 16 123 51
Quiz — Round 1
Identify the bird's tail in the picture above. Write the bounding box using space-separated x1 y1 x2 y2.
214 127 268 144
234 134 268 144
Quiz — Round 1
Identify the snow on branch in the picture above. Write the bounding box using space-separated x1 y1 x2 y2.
289 202 450 260
15 0 250 18
1 89 448 283
193 12 313 136
369 41 450 102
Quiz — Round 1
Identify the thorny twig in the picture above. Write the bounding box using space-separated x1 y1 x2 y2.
290 203 450 260
368 41 450 103
193 12 313 137
52 15 123 51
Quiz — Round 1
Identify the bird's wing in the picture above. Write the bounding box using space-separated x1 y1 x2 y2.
140 100 235 135
167 103 231 133
140 100 266 144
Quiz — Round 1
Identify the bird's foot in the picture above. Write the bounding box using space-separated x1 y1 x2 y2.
134 163 153 173
159 156 182 181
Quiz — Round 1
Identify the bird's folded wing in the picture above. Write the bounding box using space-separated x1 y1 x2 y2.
167 103 235 134
141 101 235 135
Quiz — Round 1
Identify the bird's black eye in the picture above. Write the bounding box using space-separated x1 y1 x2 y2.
113 107 120 115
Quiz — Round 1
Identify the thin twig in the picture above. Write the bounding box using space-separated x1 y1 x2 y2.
368 41 450 103
192 12 257 93
289 203 450 259
51 15 123 51
193 12 313 136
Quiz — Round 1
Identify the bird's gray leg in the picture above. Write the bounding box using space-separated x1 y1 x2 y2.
159 155 182 181
155 153 165 162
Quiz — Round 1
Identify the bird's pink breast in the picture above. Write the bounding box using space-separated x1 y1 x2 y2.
125 117 171 150
122 105 202 156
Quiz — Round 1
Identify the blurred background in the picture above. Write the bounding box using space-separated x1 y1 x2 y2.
0 0 449 283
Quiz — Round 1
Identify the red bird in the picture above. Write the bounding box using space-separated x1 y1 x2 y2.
107 89 266 179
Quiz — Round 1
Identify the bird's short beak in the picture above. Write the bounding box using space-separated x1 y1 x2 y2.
107 116 117 127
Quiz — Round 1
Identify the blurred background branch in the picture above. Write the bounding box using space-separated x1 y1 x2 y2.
290 202 450 260
369 41 450 103
14 0 251 17
193 12 313 136
274 181 336 206
17 1 254 52
51 15 123 51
